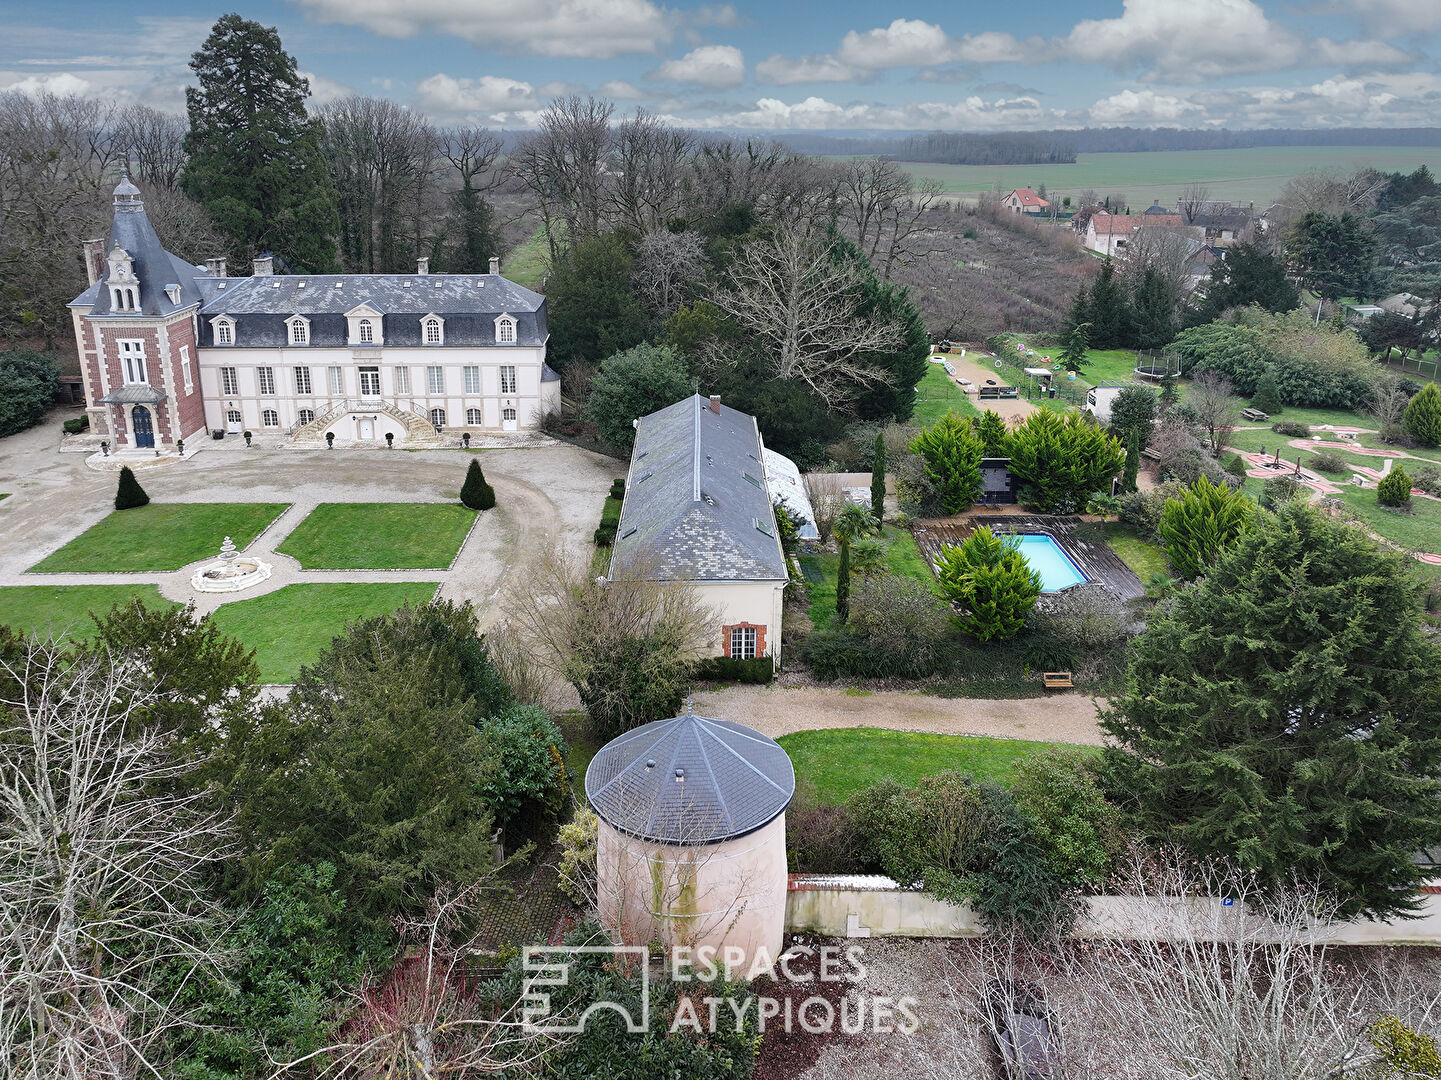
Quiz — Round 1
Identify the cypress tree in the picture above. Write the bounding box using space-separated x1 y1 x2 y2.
1131 267 1176 350
460 457 495 511
1377 465 1412 508
114 466 150 510
1158 474 1252 579
182 14 339 270
1100 501 1441 919
870 432 886 524
974 409 1009 457
1085 260 1132 349
1404 383 1441 446
1251 366 1284 415
836 538 851 622
1122 429 1140 493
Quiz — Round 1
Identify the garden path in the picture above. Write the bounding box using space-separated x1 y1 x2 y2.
692 684 1107 746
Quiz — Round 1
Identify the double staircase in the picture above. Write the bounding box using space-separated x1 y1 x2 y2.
289 398 447 447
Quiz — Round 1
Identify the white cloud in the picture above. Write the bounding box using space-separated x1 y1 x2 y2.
682 93 1058 131
649 44 745 88
1311 0 1441 35
1086 88 1205 124
297 70 355 106
0 71 93 96
598 79 649 99
288 0 672 59
836 18 950 69
754 53 859 85
413 73 538 117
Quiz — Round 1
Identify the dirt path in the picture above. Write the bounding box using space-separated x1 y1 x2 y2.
691 683 1107 746
931 351 1038 420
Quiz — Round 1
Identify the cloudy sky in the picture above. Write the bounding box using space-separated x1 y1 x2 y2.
2 0 1439 132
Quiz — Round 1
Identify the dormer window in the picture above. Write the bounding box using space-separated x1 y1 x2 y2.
422 315 444 345
106 243 139 312
211 316 235 345
345 305 384 346
495 314 516 344
286 315 310 346
358 318 374 344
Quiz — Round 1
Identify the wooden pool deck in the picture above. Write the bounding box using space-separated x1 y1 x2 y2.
913 514 1147 604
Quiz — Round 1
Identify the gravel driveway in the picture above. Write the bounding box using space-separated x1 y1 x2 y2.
692 684 1108 745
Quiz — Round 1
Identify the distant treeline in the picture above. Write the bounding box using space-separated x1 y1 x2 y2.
777 127 1441 164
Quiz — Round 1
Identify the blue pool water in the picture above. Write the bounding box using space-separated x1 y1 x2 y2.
1013 534 1088 592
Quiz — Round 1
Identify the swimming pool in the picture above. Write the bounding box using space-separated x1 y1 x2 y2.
1012 533 1089 592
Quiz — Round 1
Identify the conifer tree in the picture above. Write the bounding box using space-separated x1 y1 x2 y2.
1131 267 1176 350
1251 366 1284 415
1377 464 1412 508
114 466 149 510
1059 321 1091 373
935 527 1042 643
1100 501 1441 919
460 457 496 511
1122 429 1140 493
836 538 851 622
1158 474 1252 579
182 14 339 270
1404 383 1441 446
910 412 985 514
870 432 886 524
1085 260 1133 349
974 409 1009 457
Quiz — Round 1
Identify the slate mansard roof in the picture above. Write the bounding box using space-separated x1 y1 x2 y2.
612 395 789 583
191 274 548 348
585 710 795 845
69 180 206 319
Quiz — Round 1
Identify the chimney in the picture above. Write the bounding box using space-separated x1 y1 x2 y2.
252 255 273 277
708 395 721 415
489 256 500 275
416 256 429 275
81 238 105 287
206 257 227 278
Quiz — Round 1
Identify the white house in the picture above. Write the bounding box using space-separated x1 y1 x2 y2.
68 177 559 451
611 395 789 668
1001 188 1050 215
1084 210 1187 257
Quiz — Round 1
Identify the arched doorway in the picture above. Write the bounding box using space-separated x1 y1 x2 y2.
131 406 154 448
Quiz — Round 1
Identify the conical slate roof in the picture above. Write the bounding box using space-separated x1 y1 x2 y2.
585 709 795 845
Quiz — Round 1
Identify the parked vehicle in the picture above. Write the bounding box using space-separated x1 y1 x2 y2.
986 980 1060 1079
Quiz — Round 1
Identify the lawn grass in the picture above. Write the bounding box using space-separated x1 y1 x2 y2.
1331 487 1441 555
1094 522 1169 581
277 503 476 569
913 362 979 425
1355 435 1441 465
800 525 936 631
0 584 177 639
31 503 289 572
207 582 440 683
779 727 1086 804
1007 335 1136 389
501 225 551 289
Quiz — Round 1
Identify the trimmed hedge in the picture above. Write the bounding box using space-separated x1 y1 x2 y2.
594 494 623 547
1271 420 1310 437
608 477 626 500
691 656 775 683
63 415 90 435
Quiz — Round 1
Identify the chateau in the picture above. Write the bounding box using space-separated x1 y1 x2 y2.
68 178 559 450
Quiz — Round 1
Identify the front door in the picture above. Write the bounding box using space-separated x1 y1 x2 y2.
226 409 242 433
502 407 518 432
131 406 154 448
357 418 375 440
359 367 381 398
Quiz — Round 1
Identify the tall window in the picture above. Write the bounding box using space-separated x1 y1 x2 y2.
298 408 315 426
500 365 517 395
328 366 344 395
729 626 758 660
429 408 446 429
294 366 312 395
221 366 238 395
427 366 444 394
358 318 374 344
394 366 411 394
463 366 481 394
424 317 443 344
215 319 233 345
496 316 516 344
289 319 308 345
262 409 279 428
359 367 381 397
466 408 483 426
257 366 276 395
119 340 146 385
180 346 193 393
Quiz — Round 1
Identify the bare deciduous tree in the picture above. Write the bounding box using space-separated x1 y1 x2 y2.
607 109 695 236
1119 224 1199 302
803 471 848 544
631 229 708 321
1368 379 1412 429
838 157 944 280
112 105 188 192
1188 369 1242 455
1177 182 1211 225
0 638 229 1080
707 221 904 408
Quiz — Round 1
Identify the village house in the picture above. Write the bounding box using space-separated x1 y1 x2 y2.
1187 205 1254 245
1001 188 1050 215
610 394 790 668
67 177 559 452
1083 209 1186 256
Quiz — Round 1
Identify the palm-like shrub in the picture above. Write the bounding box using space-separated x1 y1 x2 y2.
1159 474 1253 579
935 526 1042 642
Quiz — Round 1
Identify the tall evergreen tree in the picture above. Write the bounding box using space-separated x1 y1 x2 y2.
1085 260 1132 349
1192 241 1300 322
974 409 1009 457
1100 501 1441 919
1131 267 1177 350
182 14 339 271
870 432 887 524
1064 283 1091 339
1058 321 1091 373
1404 382 1441 446
114 466 149 510
1122 429 1140 493
1287 210 1376 301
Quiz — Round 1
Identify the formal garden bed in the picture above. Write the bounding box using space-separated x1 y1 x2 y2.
206 581 440 682
30 502 289 572
276 502 476 569
0 584 177 637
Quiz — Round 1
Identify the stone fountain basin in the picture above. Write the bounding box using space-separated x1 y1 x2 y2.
190 556 273 593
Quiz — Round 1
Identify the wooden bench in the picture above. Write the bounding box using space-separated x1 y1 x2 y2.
1042 672 1073 690
1241 407 1269 422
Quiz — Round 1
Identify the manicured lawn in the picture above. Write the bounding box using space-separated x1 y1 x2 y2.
277 503 476 569
1355 435 1441 465
0 584 177 639
1094 522 1169 581
207 582 439 683
800 525 937 631
913 363 979 425
1006 335 1136 389
31 503 288 572
779 727 1087 804
1331 488 1441 555
501 225 551 289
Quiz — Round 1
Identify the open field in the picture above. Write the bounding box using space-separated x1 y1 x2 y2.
897 146 1441 209
779 727 1087 804
276 502 476 569
0 584 177 639
501 225 550 289
30 503 289 573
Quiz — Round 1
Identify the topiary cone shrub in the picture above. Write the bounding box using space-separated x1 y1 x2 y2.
1377 465 1412 509
460 457 496 511
114 465 149 510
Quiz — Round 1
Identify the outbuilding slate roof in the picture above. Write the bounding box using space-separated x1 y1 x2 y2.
612 395 788 582
585 709 796 845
